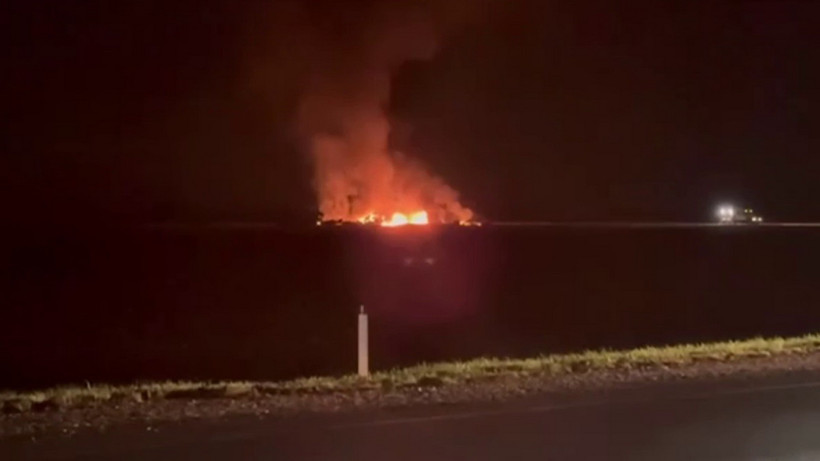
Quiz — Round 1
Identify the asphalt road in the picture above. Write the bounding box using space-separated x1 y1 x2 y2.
491 221 820 228
7 373 820 461
143 221 820 230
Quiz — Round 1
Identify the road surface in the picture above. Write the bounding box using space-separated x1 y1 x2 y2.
490 221 820 228
6 372 820 460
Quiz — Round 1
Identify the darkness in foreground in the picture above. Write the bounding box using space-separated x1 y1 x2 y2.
3 226 820 389
7 372 820 460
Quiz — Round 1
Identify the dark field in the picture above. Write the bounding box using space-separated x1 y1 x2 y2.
3 225 819 389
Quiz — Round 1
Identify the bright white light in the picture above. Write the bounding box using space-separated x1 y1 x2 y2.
716 204 740 223
716 205 736 218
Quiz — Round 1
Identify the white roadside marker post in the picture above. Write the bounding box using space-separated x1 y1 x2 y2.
358 305 369 377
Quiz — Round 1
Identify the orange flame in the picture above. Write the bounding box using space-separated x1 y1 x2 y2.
357 212 378 224
382 212 410 227
379 211 429 227
326 209 477 227
298 2 476 229
408 211 429 225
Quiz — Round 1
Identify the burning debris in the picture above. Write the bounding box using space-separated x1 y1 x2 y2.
316 209 480 227
319 210 429 227
359 211 429 227
296 1 476 227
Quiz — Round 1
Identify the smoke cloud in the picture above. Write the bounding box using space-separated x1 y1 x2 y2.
296 1 474 223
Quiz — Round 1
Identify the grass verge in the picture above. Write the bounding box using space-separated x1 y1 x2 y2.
3 333 820 418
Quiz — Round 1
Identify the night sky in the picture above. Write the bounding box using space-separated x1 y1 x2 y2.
3 0 819 226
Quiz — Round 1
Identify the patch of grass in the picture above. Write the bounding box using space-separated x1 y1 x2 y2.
3 333 820 415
